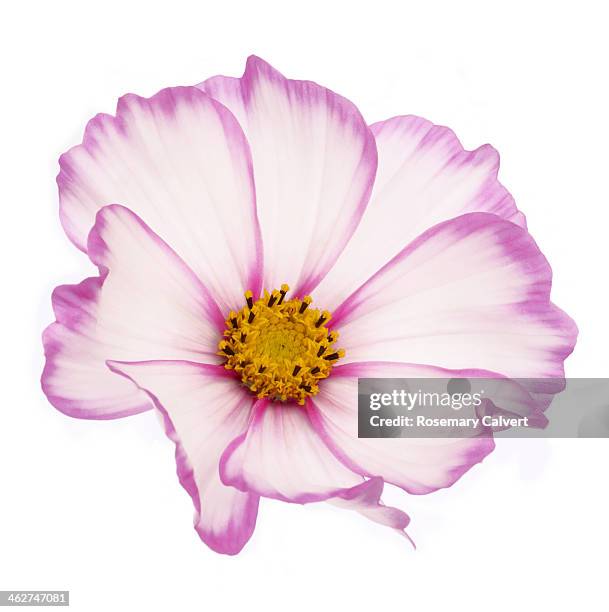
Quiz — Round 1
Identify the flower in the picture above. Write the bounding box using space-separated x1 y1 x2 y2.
42 56 577 555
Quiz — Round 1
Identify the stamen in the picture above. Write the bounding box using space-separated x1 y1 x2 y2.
268 291 278 307
299 296 312 314
315 310 331 328
217 285 344 404
323 349 345 361
278 284 289 305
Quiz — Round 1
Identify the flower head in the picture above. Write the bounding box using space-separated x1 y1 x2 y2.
218 286 344 404
42 56 577 554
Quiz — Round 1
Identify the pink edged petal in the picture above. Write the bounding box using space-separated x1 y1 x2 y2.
58 85 262 312
200 56 377 294
219 399 370 503
332 213 577 379
314 115 525 309
42 278 149 419
42 204 224 419
327 477 412 541
312 362 498 495
107 359 259 555
218 396 411 540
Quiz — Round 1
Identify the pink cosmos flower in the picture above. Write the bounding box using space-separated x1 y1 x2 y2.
42 56 577 554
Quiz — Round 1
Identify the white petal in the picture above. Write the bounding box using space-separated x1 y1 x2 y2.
42 205 223 418
108 360 259 555
201 56 377 294
332 213 577 378
59 86 262 312
314 115 525 309
327 477 411 534
313 362 499 494
220 400 364 502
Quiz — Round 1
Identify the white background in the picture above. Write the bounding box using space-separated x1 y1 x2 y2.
2 1 608 610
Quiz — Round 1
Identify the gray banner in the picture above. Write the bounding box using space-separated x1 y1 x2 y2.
357 378 609 438
0 592 69 606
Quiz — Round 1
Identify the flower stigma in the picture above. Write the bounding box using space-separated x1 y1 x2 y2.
218 285 345 404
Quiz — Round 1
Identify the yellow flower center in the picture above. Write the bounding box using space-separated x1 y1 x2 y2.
218 284 344 405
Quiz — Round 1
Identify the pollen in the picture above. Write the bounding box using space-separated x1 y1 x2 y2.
217 285 345 404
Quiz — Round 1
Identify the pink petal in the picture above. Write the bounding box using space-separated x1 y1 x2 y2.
42 205 224 419
314 115 525 309
107 360 259 555
313 362 529 494
58 86 262 312
42 278 149 419
200 56 377 294
219 399 410 537
328 477 411 536
220 400 367 503
332 213 577 379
